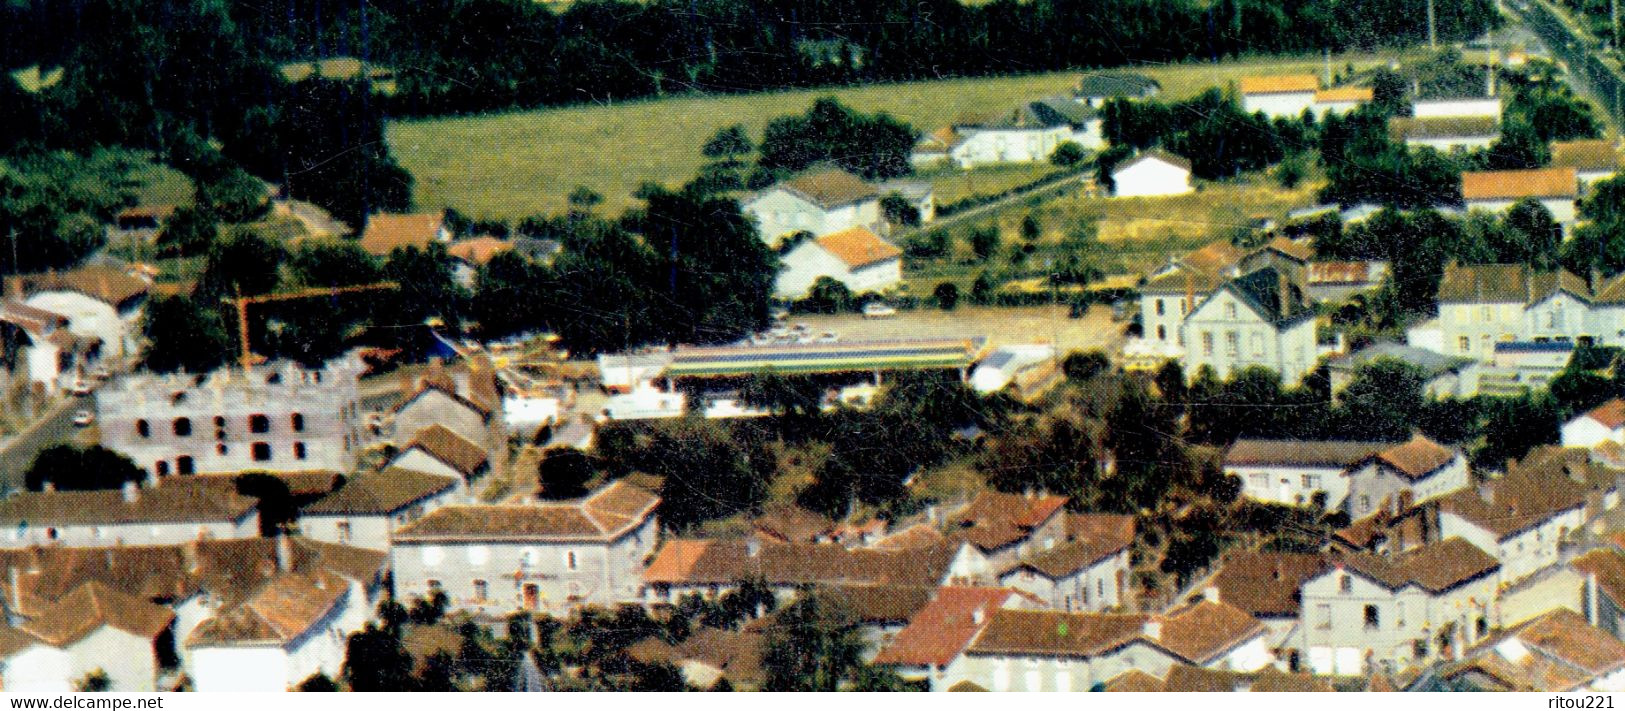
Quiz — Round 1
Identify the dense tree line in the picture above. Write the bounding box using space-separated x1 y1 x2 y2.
1101 88 1302 181
4 0 1500 122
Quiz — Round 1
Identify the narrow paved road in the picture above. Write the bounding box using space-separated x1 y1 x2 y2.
0 396 82 492
899 169 1095 239
1513 0 1624 130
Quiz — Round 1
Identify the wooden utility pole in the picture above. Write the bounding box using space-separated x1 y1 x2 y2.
1427 0 1437 49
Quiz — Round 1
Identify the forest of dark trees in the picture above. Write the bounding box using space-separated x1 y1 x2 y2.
4 0 1502 119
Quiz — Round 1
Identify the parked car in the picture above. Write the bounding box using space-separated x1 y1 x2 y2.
72 410 94 427
862 303 897 319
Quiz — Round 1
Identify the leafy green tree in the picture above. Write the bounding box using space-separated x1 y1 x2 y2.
969 271 997 304
343 620 415 692
1050 141 1086 167
630 186 777 345
383 242 465 333
615 420 774 531
740 370 824 418
702 124 754 161
235 473 297 536
140 294 232 373
295 673 339 691
537 446 594 500
933 282 959 311
290 241 384 288
156 205 218 258
197 227 286 299
409 591 449 625
195 167 270 223
758 98 915 180
416 651 457 692
880 194 920 227
631 661 688 691
1370 68 1412 117
1485 119 1549 170
24 444 144 492
762 592 865 691
1334 358 1424 441
801 277 854 313
1020 214 1042 243
227 78 412 228
1473 393 1562 468
567 185 604 213
969 226 999 261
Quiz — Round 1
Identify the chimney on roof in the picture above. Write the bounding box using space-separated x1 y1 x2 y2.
1142 618 1163 641
276 534 292 573
745 537 761 558
121 480 138 504
1478 482 1494 503
182 541 199 574
1202 586 1221 604
7 567 18 616
42 482 54 493
972 606 986 625
1588 571 1602 625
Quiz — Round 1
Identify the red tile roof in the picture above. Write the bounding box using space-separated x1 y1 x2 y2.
816 228 901 269
393 482 658 542
1461 167 1578 201
1373 434 1458 481
1588 399 1625 429
358 213 445 256
1240 75 1319 95
872 587 1019 667
1209 551 1334 618
949 491 1069 552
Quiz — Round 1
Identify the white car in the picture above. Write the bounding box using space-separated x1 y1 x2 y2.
862 303 897 319
72 410 94 427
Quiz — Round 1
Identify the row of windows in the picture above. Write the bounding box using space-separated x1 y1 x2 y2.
420 546 581 569
136 413 303 438
151 442 306 475
1152 299 1188 317
1198 331 1267 357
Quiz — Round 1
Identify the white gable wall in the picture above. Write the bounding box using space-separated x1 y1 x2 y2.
1112 158 1193 198
1242 92 1315 119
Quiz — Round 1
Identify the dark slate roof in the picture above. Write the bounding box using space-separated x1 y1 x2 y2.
1326 341 1476 380
1029 97 1098 126
1221 267 1312 325
1075 72 1161 99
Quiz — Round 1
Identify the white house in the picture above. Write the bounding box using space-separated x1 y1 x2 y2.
1462 167 1580 230
1224 439 1394 508
1552 139 1622 188
20 582 176 692
0 301 73 393
391 481 660 615
1180 266 1318 384
1448 609 1625 691
0 627 70 692
948 104 1074 168
186 571 369 691
913 595 1270 692
1343 435 1471 519
1296 538 1500 676
1433 262 1619 363
1240 75 1319 118
0 480 260 550
742 168 881 246
1110 150 1193 198
1436 452 1617 585
995 513 1135 612
1388 116 1501 152
1564 399 1625 449
1138 241 1245 347
298 468 463 552
774 227 902 299
1412 94 1504 119
8 265 151 363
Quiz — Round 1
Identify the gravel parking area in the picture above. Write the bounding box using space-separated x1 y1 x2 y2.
786 304 1127 355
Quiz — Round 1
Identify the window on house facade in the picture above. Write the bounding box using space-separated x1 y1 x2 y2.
1225 303 1237 319
566 551 578 570
1225 332 1239 356
1201 332 1214 356
173 417 192 437
216 443 228 456
1459 336 1471 353
291 413 305 432
337 522 351 543
136 419 150 438
1364 605 1379 629
294 442 307 460
1250 333 1264 357
177 456 194 475
1340 575 1352 593
1156 299 1165 316
252 442 271 462
473 579 488 601
1156 325 1166 340
249 414 270 434
1316 604 1332 629
1302 475 1320 489
1480 306 1491 322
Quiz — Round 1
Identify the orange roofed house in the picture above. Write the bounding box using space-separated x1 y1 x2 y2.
357 212 451 257
1461 167 1580 232
1564 398 1625 449
1239 75 1319 118
741 167 881 246
773 226 902 298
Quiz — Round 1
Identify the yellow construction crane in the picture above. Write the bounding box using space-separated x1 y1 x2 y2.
226 282 399 371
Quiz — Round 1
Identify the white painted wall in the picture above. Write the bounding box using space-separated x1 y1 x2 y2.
1242 92 1315 119
1413 98 1503 118
1112 158 1193 198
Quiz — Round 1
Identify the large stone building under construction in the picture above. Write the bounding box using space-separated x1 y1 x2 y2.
97 353 368 479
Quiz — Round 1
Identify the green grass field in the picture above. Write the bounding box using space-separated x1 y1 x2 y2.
388 51 1405 219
